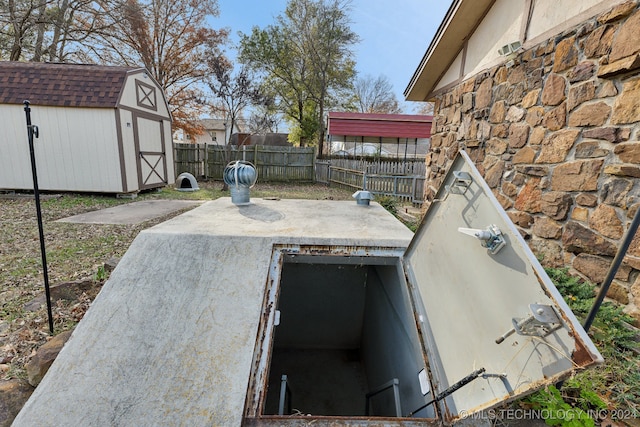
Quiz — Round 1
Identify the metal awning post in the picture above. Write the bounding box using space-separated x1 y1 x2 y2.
23 101 54 334
583 206 640 332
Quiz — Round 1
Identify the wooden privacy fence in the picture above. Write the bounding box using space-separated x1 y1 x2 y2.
174 144 315 182
316 159 425 206
326 157 426 176
174 143 206 177
174 144 426 204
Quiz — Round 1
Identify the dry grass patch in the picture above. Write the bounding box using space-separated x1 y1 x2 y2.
0 181 354 379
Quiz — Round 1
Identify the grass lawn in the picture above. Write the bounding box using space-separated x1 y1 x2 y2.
0 181 367 379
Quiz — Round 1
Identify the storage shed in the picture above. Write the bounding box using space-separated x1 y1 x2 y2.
0 61 174 194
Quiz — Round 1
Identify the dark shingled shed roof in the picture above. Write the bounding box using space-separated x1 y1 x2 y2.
0 61 143 108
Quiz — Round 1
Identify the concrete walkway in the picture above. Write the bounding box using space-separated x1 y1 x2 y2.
56 199 204 225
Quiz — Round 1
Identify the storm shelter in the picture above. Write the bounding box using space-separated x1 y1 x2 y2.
261 253 434 419
13 151 602 427
244 151 602 426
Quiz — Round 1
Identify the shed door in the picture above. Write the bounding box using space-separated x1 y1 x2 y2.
403 151 602 421
135 114 168 189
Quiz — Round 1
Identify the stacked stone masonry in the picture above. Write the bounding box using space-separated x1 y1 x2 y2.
426 1 640 325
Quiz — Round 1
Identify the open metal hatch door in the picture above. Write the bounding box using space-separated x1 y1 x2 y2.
403 151 602 422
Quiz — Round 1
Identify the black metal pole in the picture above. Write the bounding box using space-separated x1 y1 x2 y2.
23 100 54 334
407 368 486 417
583 206 640 332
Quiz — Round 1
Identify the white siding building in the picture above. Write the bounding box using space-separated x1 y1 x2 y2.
0 61 174 194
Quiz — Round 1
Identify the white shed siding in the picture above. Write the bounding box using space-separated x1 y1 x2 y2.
118 72 170 119
163 120 175 185
0 106 122 192
118 109 138 193
41 108 121 192
117 71 173 190
0 106 33 189
0 63 173 193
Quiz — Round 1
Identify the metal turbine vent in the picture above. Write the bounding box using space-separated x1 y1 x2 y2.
223 160 258 205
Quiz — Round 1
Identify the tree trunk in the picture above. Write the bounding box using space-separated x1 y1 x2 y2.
48 0 69 61
33 2 48 61
9 0 23 61
317 95 325 157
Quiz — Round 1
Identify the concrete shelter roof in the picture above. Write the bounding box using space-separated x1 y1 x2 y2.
13 198 413 426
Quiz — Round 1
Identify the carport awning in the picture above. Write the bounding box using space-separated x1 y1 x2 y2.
327 112 433 139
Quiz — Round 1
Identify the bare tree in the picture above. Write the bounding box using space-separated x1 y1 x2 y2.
414 101 435 115
0 0 48 60
1 0 118 62
352 74 401 114
1 0 228 136
246 104 281 135
205 55 265 145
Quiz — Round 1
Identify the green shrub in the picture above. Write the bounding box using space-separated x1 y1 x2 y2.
526 385 596 427
522 268 640 424
376 195 398 215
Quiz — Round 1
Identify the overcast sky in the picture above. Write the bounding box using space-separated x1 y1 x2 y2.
209 0 452 113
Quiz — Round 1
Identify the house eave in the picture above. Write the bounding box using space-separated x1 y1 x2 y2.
404 0 495 102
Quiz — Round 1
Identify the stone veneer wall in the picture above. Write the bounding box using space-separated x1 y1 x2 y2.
426 1 640 325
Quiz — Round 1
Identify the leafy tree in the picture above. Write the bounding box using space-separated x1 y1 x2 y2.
352 74 401 114
1 0 227 136
85 0 228 135
239 0 358 153
0 0 118 62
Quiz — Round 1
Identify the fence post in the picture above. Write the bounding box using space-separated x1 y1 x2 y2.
204 143 208 178
411 177 417 204
173 143 177 179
